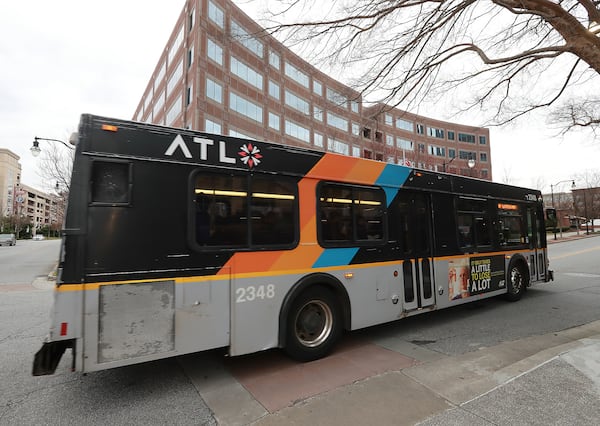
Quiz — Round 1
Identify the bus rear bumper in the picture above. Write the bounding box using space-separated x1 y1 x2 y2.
32 339 75 376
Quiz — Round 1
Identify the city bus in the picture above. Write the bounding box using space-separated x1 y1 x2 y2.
33 114 553 375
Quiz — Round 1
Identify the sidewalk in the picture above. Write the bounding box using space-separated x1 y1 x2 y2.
547 230 599 244
181 321 600 425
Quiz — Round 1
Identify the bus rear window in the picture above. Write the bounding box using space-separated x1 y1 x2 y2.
90 160 131 205
193 172 298 249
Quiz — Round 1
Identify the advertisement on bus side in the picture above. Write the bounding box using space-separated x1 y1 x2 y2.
448 255 505 300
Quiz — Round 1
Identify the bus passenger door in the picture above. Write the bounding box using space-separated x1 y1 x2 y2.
527 207 546 281
391 191 435 312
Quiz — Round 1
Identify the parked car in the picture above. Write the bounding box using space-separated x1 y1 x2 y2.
32 234 45 241
0 233 16 246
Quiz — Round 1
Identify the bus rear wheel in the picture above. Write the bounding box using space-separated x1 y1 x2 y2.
505 262 526 302
284 286 342 362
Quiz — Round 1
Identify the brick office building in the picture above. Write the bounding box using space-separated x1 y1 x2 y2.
133 0 492 180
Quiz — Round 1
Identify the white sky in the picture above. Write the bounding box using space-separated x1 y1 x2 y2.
1 0 598 195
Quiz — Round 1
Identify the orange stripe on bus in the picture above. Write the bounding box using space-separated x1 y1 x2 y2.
306 154 359 181
346 159 386 184
216 250 285 276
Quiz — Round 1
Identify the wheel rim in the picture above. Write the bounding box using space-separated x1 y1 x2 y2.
510 267 522 293
294 299 333 348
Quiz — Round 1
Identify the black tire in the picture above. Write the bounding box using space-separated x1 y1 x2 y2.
505 261 527 302
284 286 342 362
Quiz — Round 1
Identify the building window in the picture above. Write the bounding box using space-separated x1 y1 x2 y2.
459 150 476 160
428 145 446 157
385 114 393 126
229 129 253 139
313 80 323 96
479 135 487 145
188 9 195 32
396 118 413 132
168 27 184 65
314 132 323 148
285 62 309 88
448 148 456 158
208 0 224 28
447 131 455 140
327 112 348 132
207 38 223 66
268 80 280 100
230 92 263 123
480 152 488 162
396 138 413 151
352 146 360 157
269 50 280 70
328 138 349 155
458 133 476 143
205 118 221 134
313 106 324 122
268 112 280 130
285 89 310 115
352 122 360 136
186 85 192 106
206 78 223 103
427 127 445 139
351 100 359 114
285 120 310 143
416 124 425 134
326 88 347 109
230 56 263 90
155 62 166 85
166 98 182 126
386 134 394 146
417 143 425 153
166 60 183 98
187 47 194 68
231 20 264 57
153 91 165 123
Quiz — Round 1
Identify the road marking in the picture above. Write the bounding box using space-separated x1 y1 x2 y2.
551 245 600 260
563 273 600 278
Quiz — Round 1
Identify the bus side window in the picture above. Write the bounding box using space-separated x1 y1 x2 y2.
496 203 526 247
250 175 297 246
318 183 385 246
456 197 491 252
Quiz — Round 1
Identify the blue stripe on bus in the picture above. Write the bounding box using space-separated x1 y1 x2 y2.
312 248 360 268
376 164 411 206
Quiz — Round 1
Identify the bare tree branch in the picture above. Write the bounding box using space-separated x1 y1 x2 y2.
259 0 600 135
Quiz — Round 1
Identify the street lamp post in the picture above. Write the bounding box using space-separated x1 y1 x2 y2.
442 156 455 172
30 136 75 157
550 180 575 240
467 153 476 177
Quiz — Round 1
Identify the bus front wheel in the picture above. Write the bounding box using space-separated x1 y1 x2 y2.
284 286 342 362
505 261 527 302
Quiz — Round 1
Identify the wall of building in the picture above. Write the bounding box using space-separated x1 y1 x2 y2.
0 149 22 216
133 0 492 180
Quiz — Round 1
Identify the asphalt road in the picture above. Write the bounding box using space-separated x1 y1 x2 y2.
1 236 599 424
0 239 61 285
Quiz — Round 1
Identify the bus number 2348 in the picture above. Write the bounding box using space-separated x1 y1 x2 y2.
236 284 276 303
